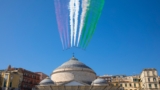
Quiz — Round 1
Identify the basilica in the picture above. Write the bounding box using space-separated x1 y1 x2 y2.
34 56 123 90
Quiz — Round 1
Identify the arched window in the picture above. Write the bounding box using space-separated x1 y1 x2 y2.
153 78 156 81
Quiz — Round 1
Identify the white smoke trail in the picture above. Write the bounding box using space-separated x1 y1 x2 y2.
73 0 80 46
69 0 75 47
77 0 90 46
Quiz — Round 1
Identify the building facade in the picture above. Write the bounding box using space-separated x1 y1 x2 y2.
99 69 160 90
110 75 141 90
140 68 159 90
99 75 112 83
35 72 48 81
7 65 41 90
0 70 4 89
20 69 40 90
0 69 23 90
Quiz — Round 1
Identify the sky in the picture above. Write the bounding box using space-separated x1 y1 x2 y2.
0 0 160 76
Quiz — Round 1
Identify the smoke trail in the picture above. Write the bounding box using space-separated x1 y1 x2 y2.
79 0 105 48
69 0 75 47
77 0 90 47
73 0 80 46
54 0 65 49
61 2 67 49
54 0 104 49
83 0 105 49
63 0 70 48
66 17 70 48
79 3 91 48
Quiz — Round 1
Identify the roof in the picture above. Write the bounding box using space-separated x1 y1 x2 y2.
112 75 127 78
39 77 54 85
92 78 107 85
143 68 157 71
55 56 93 71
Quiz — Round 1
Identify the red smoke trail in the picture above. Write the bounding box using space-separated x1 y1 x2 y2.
54 0 65 49
55 0 70 49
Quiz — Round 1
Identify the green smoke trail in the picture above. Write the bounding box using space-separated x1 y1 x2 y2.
79 0 91 48
81 0 97 48
83 0 105 49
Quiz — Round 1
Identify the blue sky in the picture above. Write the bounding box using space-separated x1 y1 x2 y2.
0 0 160 76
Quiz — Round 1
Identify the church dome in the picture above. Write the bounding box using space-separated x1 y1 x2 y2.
51 56 96 85
39 77 54 85
56 57 92 70
91 78 107 86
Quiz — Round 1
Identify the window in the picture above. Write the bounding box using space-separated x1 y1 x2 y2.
134 83 136 87
148 78 150 82
116 83 118 86
120 84 122 87
155 84 157 88
10 82 12 87
125 83 127 87
3 74 8 87
149 84 152 88
153 78 156 81
130 83 132 87
133 79 137 82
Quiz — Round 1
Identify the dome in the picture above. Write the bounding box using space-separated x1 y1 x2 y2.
39 77 54 85
51 56 96 85
56 57 92 70
92 78 107 85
